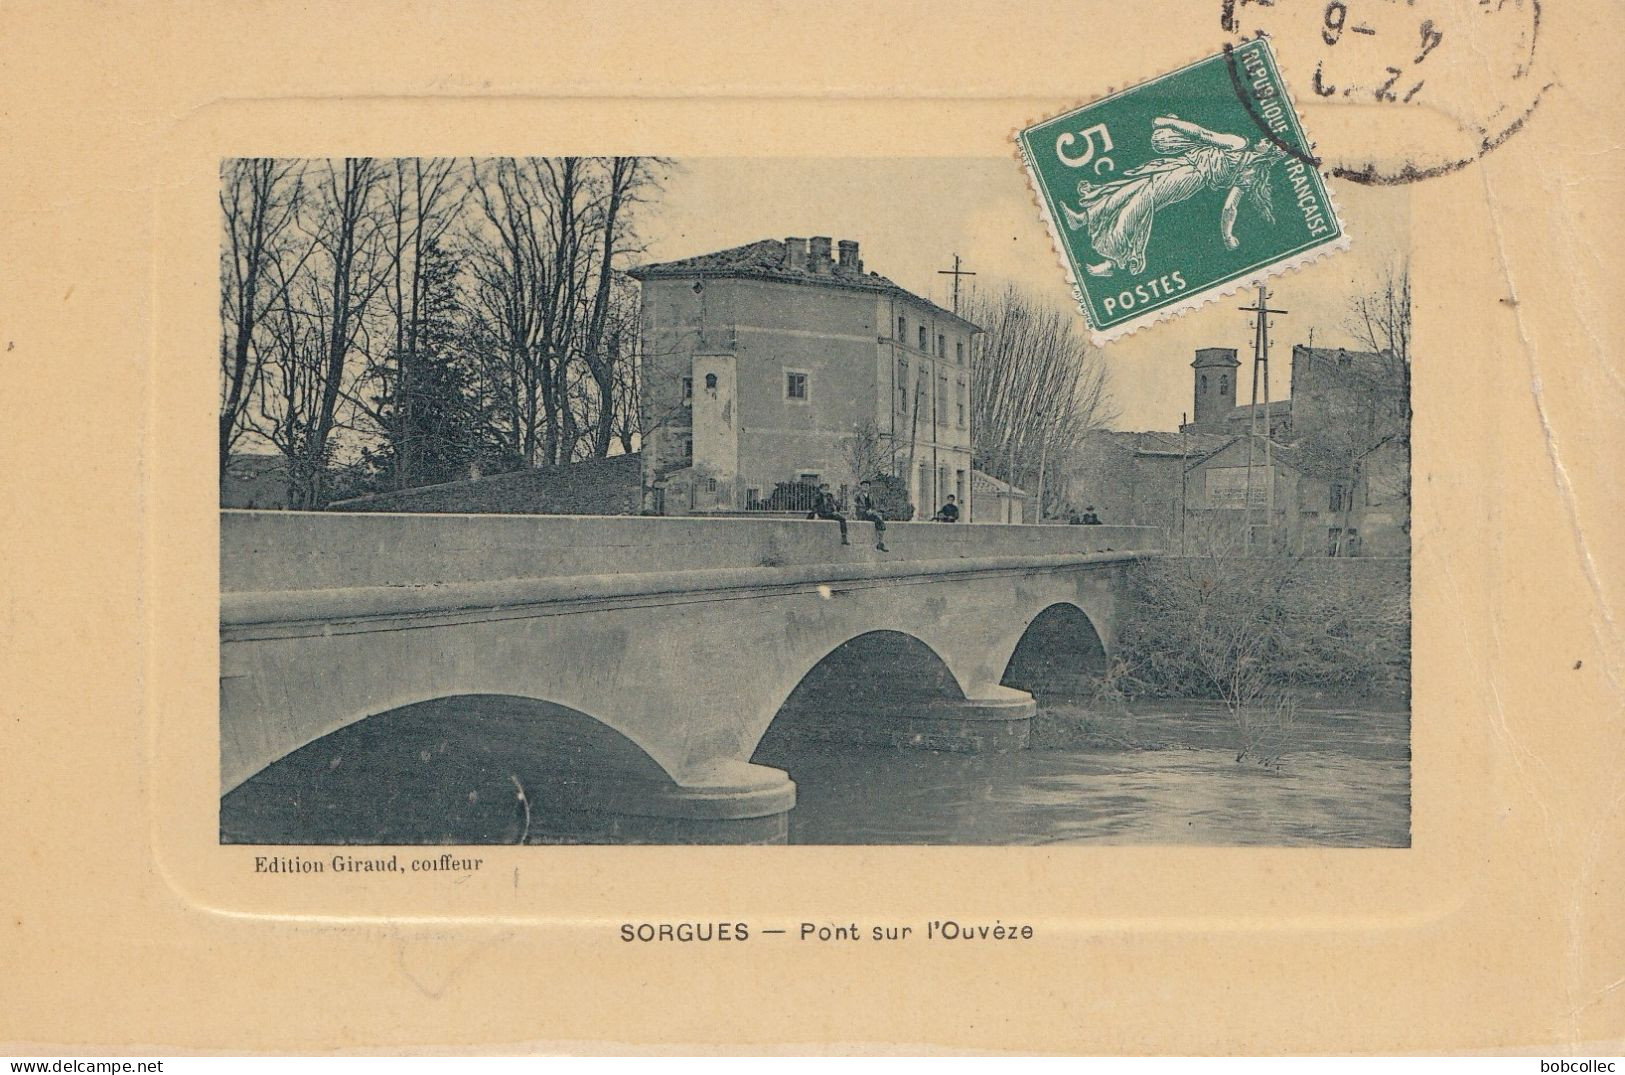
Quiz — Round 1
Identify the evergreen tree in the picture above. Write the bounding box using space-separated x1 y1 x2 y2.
365 242 490 488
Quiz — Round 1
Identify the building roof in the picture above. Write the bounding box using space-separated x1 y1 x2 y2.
971 469 1029 497
1226 399 1293 422
1292 344 1404 388
1089 429 1236 458
630 238 982 333
1192 347 1240 368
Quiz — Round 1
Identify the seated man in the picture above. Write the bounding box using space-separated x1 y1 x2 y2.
852 479 889 552
806 483 849 545
932 494 961 523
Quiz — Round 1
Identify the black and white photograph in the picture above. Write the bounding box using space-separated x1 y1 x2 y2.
219 156 1411 847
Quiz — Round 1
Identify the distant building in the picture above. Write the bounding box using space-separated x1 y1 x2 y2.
970 470 1033 524
1071 344 1409 556
1182 347 1292 437
629 237 981 518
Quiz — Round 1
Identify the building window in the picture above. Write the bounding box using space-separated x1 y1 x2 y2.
937 373 948 422
956 378 967 427
1220 374 1229 396
919 462 930 505
1200 374 1209 394
1328 482 1346 511
704 372 718 391
682 376 693 401
956 340 964 365
798 471 820 486
956 469 966 503
896 359 909 413
898 315 906 341
937 333 946 358
785 370 809 401
1327 527 1361 557
680 435 693 462
918 325 927 351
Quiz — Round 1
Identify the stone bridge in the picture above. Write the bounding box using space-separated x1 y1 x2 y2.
220 511 1163 842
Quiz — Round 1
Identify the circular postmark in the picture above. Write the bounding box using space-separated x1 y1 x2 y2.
1220 0 1548 183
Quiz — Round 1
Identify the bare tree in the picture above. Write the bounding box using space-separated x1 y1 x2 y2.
576 157 662 459
1320 262 1412 552
464 156 663 468
250 158 391 507
840 420 889 487
219 159 308 471
606 277 644 455
222 156 674 502
964 284 1115 516
463 157 592 467
464 157 550 467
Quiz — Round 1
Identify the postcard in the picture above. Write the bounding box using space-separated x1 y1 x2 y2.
2 0 1620 1057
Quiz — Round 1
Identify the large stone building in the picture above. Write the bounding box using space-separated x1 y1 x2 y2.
1071 344 1409 556
629 237 980 517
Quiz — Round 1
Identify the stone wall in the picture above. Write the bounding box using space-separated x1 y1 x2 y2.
222 510 1164 593
328 453 642 518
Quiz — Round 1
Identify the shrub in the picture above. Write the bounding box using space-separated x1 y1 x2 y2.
862 472 915 522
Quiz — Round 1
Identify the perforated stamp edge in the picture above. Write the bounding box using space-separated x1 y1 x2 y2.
1012 35 1352 347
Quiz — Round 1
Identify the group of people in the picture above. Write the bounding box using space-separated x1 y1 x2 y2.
804 481 963 552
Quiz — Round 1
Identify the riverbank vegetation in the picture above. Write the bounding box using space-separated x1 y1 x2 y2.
1116 555 1410 703
1029 554 1408 767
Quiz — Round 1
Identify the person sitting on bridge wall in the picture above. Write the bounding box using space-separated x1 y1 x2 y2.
932 494 960 523
807 483 850 546
853 479 890 551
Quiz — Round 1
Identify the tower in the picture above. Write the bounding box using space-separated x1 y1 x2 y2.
1191 347 1240 431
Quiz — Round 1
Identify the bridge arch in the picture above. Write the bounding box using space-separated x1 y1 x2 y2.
221 692 791 845
221 693 678 843
999 601 1110 700
755 629 967 753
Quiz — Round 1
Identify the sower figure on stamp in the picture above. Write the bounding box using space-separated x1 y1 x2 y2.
853 479 889 551
1062 115 1283 277
806 483 849 545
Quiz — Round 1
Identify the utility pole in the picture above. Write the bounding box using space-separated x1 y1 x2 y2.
937 254 976 315
1238 285 1288 554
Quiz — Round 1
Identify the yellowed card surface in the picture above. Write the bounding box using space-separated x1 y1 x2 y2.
2 0 1621 1055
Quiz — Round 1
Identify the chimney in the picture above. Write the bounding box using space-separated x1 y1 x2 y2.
837 239 861 274
783 237 807 272
808 236 833 274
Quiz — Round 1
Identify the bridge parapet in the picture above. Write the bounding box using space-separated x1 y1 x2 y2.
222 510 1163 593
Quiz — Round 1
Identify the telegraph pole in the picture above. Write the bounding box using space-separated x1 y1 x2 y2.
937 254 976 315
1238 285 1287 553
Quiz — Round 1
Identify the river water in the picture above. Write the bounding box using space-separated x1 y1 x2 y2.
756 700 1410 847
223 696 1409 847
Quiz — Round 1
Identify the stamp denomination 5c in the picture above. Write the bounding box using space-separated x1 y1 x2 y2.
1018 38 1346 341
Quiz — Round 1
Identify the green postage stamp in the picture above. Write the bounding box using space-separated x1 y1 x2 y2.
1018 38 1346 341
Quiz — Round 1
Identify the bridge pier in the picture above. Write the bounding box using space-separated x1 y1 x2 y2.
759 683 1037 755
530 760 797 845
